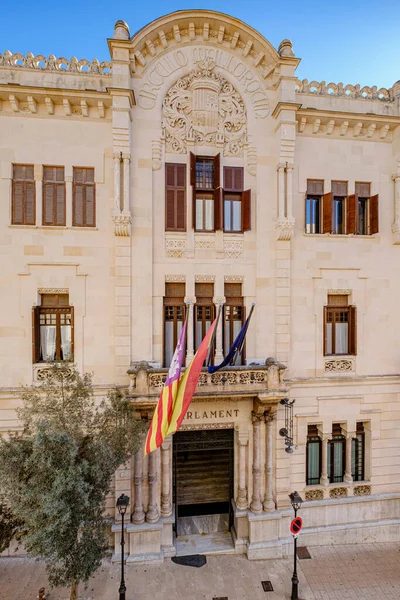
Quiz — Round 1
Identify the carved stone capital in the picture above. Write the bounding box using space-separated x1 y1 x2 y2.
235 427 249 446
184 296 196 305
264 411 276 424
121 152 131 161
392 222 400 244
391 173 400 182
213 296 226 306
285 163 295 171
277 162 286 171
113 212 132 236
113 151 122 161
275 217 295 241
251 411 264 424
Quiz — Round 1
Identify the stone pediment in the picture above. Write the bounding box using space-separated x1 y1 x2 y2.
111 10 286 82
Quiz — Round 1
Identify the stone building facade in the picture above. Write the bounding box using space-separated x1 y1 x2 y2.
1 10 400 562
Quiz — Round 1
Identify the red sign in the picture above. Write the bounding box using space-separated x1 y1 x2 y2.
290 517 303 535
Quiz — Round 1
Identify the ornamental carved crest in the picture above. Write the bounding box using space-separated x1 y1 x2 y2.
162 58 247 157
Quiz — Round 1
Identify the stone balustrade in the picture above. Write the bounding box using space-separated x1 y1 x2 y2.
0 50 111 75
295 78 394 101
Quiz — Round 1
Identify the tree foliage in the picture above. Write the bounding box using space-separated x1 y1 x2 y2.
0 364 145 599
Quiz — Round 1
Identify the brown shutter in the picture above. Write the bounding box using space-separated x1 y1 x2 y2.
73 185 84 226
25 182 35 225
214 186 223 230
43 183 54 225
214 153 220 189
307 180 324 195
165 163 186 232
55 184 66 225
323 192 332 233
85 185 95 226
166 189 176 230
349 305 357 355
370 194 379 234
243 189 251 231
323 306 328 356
224 166 244 191
12 181 24 224
32 307 40 363
347 193 356 234
190 152 196 187
332 181 348 196
176 189 186 230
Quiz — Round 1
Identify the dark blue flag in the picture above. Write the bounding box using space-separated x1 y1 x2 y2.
207 304 255 374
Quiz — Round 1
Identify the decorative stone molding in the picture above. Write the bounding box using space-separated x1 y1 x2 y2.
327 289 352 295
112 213 132 236
329 487 348 499
34 364 74 382
246 146 257 176
224 275 244 283
162 57 247 157
165 274 186 282
392 222 400 245
295 78 393 101
152 140 162 171
305 489 324 501
184 296 196 305
324 359 354 373
37 288 68 294
275 217 295 241
354 485 371 496
181 422 235 431
165 238 186 258
213 296 226 307
222 240 244 259
0 50 111 75
195 240 215 249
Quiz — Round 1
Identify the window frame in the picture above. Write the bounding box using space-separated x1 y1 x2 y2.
331 180 348 235
305 179 324 234
328 424 346 484
163 283 186 367
324 298 357 356
33 294 74 363
12 164 36 225
352 423 365 482
72 167 96 228
42 165 66 226
223 283 245 365
306 425 322 486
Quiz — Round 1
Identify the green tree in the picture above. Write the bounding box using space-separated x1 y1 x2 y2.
0 364 145 600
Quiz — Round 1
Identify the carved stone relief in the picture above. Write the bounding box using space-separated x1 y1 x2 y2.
305 489 324 501
162 57 247 157
329 487 348 499
353 485 371 496
324 359 354 373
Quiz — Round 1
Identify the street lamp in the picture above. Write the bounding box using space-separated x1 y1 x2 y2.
116 493 130 600
289 491 303 600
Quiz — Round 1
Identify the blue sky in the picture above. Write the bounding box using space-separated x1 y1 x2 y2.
1 0 399 88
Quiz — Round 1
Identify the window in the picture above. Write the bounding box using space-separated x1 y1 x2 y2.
328 424 346 483
73 167 95 227
324 295 357 356
305 180 323 233
33 294 73 363
352 422 365 481
43 166 65 226
12 164 35 225
223 167 251 232
332 181 348 234
165 163 186 231
191 154 219 232
224 283 244 364
163 283 185 367
352 182 379 235
306 425 322 485
195 283 215 352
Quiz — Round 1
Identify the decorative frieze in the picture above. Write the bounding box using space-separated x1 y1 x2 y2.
354 485 371 496
329 487 348 499
34 364 74 382
295 78 393 101
195 274 215 282
305 489 324 501
37 288 68 294
165 274 186 282
112 213 132 236
0 50 111 75
224 275 244 283
324 359 354 373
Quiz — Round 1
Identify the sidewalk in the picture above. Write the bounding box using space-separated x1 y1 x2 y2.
0 543 399 600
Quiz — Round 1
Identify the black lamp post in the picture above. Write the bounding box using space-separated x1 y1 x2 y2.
289 491 303 600
116 493 130 600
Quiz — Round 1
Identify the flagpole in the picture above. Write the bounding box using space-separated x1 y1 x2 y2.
206 303 223 367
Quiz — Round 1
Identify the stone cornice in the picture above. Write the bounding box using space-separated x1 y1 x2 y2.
271 101 302 119
106 87 135 106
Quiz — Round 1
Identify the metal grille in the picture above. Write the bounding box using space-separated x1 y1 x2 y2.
297 546 312 559
261 581 274 592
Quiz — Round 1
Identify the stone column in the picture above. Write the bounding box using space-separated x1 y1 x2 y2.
344 432 355 484
113 151 121 212
320 434 330 486
160 437 172 517
122 153 130 213
184 297 196 364
250 412 264 514
132 450 145 524
146 449 159 523
286 164 294 219
263 412 276 512
213 297 225 363
277 164 285 219
235 428 249 510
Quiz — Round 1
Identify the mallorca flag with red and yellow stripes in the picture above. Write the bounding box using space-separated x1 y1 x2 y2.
144 322 187 455
167 317 217 437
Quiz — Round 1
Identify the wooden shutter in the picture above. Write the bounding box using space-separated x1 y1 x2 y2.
43 183 54 225
55 184 65 225
332 181 348 197
25 182 35 225
32 307 40 363
243 189 251 231
349 305 357 355
165 163 186 232
190 152 196 187
323 306 328 356
85 185 95 226
307 180 324 195
214 186 223 230
323 192 332 233
370 194 379 234
73 168 95 227
224 166 244 192
355 182 370 197
73 184 84 226
12 181 24 224
214 153 220 189
346 194 356 234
